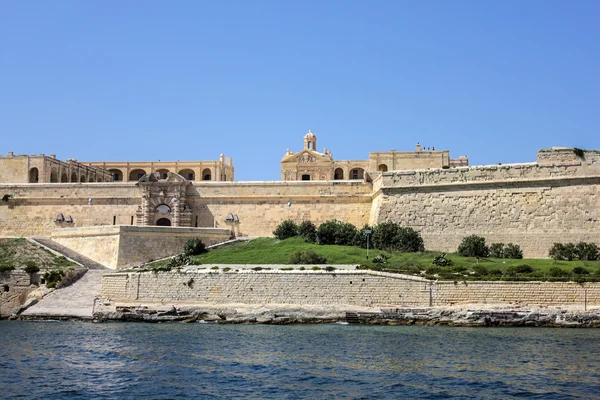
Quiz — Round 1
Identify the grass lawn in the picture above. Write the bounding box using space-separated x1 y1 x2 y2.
0 238 77 270
184 237 600 281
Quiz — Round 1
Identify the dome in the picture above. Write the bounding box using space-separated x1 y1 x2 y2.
304 130 316 139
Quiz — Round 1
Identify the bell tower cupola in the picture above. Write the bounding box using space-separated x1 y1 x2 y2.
304 130 317 150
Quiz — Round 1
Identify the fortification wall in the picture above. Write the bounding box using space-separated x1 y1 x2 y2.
0 271 35 316
371 152 600 257
101 270 431 307
0 181 372 238
188 181 372 236
51 226 232 269
100 270 600 308
0 183 142 237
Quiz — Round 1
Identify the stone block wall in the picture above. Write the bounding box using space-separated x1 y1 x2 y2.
433 281 600 306
51 226 232 269
100 271 600 308
100 270 431 307
0 270 35 316
371 153 600 257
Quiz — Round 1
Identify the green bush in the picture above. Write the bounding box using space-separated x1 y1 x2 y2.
273 220 299 240
550 242 599 261
42 270 65 288
316 220 357 246
289 249 327 264
503 243 523 259
488 269 503 276
371 222 424 252
163 254 191 270
24 264 40 274
432 253 453 267
425 266 442 275
373 253 389 264
311 266 322 271
548 267 569 277
324 266 336 272
573 266 589 275
506 264 534 275
575 242 599 261
184 238 206 256
471 265 489 276
0 264 15 272
489 243 504 258
457 235 489 258
352 225 373 248
298 221 317 243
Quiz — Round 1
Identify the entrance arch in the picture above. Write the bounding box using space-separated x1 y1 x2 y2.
156 218 171 226
129 169 147 181
334 168 344 180
202 168 212 181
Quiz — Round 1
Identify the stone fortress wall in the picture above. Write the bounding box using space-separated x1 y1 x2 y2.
0 146 598 259
100 270 600 308
0 181 372 238
370 148 600 257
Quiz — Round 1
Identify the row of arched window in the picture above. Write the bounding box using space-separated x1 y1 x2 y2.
109 168 213 181
29 168 107 183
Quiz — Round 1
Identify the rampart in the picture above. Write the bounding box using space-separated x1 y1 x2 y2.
51 226 232 269
370 150 600 257
100 270 600 308
0 181 372 238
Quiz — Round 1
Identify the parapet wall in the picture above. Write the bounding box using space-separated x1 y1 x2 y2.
100 270 600 308
371 151 600 257
51 226 232 269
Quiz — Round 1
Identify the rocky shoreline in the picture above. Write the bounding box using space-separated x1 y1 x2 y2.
87 301 600 327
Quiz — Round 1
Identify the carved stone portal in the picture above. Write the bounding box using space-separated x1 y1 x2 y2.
136 172 192 227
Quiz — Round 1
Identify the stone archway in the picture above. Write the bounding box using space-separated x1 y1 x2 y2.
156 218 171 226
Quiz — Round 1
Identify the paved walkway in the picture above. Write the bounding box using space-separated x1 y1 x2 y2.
21 270 104 319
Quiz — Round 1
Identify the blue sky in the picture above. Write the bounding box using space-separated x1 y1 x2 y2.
1 1 599 180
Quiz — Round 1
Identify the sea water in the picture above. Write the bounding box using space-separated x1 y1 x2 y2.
1 321 599 399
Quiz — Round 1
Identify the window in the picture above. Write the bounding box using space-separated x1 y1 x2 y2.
302 174 311 181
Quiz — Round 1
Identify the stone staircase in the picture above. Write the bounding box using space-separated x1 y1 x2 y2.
20 269 104 319
29 237 106 270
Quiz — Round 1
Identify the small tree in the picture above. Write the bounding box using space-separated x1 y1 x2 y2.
371 222 424 252
298 221 317 243
489 243 504 258
457 235 489 258
316 220 357 246
184 238 206 256
503 243 523 259
273 220 299 240
352 225 373 248
575 242 599 261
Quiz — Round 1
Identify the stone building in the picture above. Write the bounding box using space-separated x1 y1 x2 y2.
280 130 468 181
0 153 114 183
84 154 234 182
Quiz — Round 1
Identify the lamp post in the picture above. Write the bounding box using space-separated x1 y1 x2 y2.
364 229 372 260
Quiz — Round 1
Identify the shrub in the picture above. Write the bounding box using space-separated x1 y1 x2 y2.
24 264 40 274
273 220 299 240
371 222 425 252
457 235 489 258
298 221 317 243
506 264 534 275
450 265 468 274
164 254 191 270
222 267 231 272
316 220 357 246
373 253 389 264
252 267 263 271
324 266 336 272
503 243 523 259
184 238 206 256
575 242 599 261
488 269 503 276
311 266 322 271
573 266 589 275
489 243 504 258
573 148 585 158
42 270 65 288
425 266 441 276
211 266 219 270
550 242 599 261
471 265 489 276
0 264 15 272
548 267 569 277
56 269 86 289
289 249 327 264
352 225 373 248
432 253 453 267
